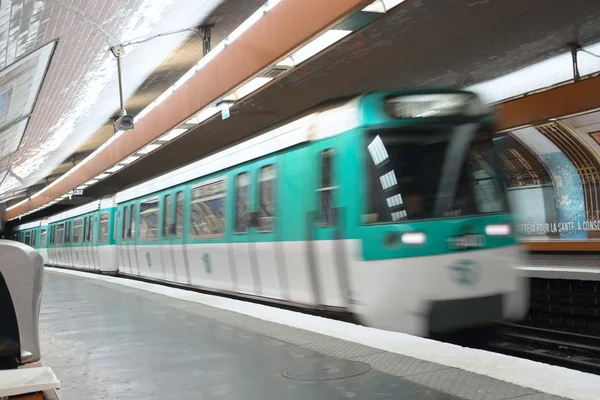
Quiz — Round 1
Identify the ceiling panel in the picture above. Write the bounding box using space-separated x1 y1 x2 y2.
0 0 232 197
0 117 28 161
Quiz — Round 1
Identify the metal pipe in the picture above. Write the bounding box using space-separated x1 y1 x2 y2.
116 54 125 114
570 43 581 82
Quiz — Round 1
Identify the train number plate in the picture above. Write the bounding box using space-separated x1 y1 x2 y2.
447 234 485 250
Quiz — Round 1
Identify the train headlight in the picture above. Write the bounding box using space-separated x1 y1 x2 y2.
485 224 511 236
401 232 426 245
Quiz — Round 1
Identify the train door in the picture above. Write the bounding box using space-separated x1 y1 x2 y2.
251 158 284 299
116 207 126 273
310 143 348 308
187 179 230 291
39 227 48 265
231 169 257 295
91 213 100 270
97 211 110 271
172 190 189 284
159 192 175 282
123 205 135 275
130 202 140 276
86 215 95 269
48 225 54 265
121 204 133 274
72 218 83 268
137 196 161 280
83 217 91 269
65 220 74 267
55 223 64 265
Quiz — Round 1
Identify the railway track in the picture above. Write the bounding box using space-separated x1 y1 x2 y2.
488 322 600 374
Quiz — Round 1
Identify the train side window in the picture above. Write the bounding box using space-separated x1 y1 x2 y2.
258 165 276 233
123 207 129 240
99 212 109 243
130 204 136 240
56 223 64 245
64 222 70 244
175 191 183 239
86 216 91 242
32 230 37 247
84 217 89 243
190 180 226 239
235 173 249 234
163 194 172 238
114 211 119 242
73 218 83 245
40 228 47 247
139 199 159 242
24 231 31 245
318 149 337 227
88 216 94 242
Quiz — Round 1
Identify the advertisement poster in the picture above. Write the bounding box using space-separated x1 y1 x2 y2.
496 120 600 241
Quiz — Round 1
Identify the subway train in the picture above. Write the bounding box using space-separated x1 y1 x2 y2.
13 89 528 337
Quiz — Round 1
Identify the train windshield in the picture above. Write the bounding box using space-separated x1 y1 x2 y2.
363 123 508 224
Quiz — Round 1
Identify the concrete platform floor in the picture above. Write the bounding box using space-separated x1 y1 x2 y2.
39 271 566 400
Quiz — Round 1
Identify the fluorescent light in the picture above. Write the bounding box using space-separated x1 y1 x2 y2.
284 30 352 66
137 143 162 155
154 87 174 106
188 107 219 125
84 179 98 186
379 171 398 190
227 7 265 43
121 155 140 165
363 0 406 13
162 128 187 141
363 0 386 12
386 194 403 208
367 135 389 166
485 224 511 236
234 77 273 99
276 57 295 67
95 173 109 180
76 185 88 189
401 232 426 245
265 0 282 12
106 164 125 173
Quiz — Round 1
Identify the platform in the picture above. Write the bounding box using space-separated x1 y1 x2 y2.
39 270 576 400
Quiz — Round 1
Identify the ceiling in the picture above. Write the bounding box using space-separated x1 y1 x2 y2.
10 0 600 222
0 0 266 204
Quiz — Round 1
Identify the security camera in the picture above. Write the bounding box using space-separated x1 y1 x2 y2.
114 113 134 132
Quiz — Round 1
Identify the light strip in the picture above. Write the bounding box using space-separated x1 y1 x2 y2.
137 143 162 155
277 29 352 67
362 0 406 13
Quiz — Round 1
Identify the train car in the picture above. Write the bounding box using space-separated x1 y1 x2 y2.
107 88 528 337
46 196 117 273
13 219 49 264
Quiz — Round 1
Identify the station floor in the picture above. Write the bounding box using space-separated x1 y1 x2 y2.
39 271 567 400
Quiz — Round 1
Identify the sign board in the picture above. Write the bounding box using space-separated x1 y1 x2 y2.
70 189 83 196
221 106 230 120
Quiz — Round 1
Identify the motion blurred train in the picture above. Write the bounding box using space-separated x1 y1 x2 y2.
13 89 528 337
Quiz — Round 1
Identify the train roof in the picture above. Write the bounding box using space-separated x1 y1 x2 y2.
115 97 360 204
47 196 115 224
14 218 48 230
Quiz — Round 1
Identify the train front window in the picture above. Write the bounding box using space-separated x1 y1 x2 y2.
363 125 508 224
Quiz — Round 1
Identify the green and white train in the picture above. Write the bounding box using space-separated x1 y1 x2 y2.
13 89 528 337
